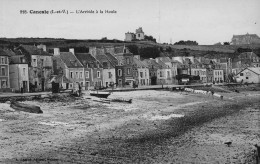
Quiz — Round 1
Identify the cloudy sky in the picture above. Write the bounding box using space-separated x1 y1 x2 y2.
0 0 259 45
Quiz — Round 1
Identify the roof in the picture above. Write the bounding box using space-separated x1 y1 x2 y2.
0 48 9 56
233 33 259 39
96 54 116 68
155 59 169 69
156 57 172 63
9 55 28 64
143 59 161 69
75 53 101 68
105 53 118 66
237 67 260 75
20 45 52 56
60 52 83 68
136 27 144 33
3 49 16 56
133 58 147 68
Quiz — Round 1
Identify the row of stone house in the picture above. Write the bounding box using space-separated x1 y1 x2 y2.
1 45 259 92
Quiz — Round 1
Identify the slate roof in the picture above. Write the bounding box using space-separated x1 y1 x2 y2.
233 34 259 39
105 53 118 66
60 52 83 68
75 53 101 68
133 58 147 68
156 57 172 63
3 49 16 56
96 54 116 68
143 59 161 69
20 45 52 56
0 48 9 56
237 67 260 75
9 55 28 64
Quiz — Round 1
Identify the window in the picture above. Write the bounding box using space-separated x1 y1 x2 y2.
140 72 143 78
23 68 26 76
108 72 112 78
85 71 89 78
127 68 130 75
103 62 108 68
41 59 44 66
145 72 147 77
97 71 100 78
69 83 73 88
118 69 122 76
240 73 243 76
1 67 5 76
167 71 170 78
138 34 140 37
160 71 163 77
70 72 73 78
33 59 36 63
76 72 78 78
126 58 130 64
79 72 83 79
1 80 7 88
246 77 249 79
1 57 5 64
34 70 37 76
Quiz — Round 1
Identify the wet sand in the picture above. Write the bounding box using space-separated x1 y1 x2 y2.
0 89 259 163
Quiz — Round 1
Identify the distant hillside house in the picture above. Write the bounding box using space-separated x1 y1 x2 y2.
231 33 260 45
125 27 145 41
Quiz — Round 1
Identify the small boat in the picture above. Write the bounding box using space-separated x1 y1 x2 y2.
10 101 43 114
90 91 111 98
111 98 132 103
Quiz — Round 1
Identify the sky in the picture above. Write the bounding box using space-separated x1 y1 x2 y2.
0 0 260 45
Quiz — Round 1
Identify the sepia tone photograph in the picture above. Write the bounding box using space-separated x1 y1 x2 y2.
0 0 260 163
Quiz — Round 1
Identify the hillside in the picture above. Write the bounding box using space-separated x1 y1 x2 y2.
1 37 260 58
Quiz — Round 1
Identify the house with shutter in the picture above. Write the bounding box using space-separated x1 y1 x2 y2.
156 57 178 84
155 58 172 85
14 45 53 92
143 58 161 85
133 55 149 86
0 48 10 91
52 48 84 90
95 53 118 88
113 46 135 87
7 49 29 92
75 52 103 89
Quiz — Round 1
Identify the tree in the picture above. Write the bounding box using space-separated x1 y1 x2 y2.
223 42 230 45
127 45 139 55
139 47 160 59
144 35 156 43
174 40 198 45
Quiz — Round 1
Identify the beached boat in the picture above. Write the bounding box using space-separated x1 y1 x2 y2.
90 91 111 98
10 101 43 114
111 98 132 103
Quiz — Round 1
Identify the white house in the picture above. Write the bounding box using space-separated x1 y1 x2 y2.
213 69 224 82
236 67 260 83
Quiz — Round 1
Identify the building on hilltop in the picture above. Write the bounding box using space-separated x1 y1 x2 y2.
231 33 260 45
125 27 145 41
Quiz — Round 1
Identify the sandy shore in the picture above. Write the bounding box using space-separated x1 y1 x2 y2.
0 89 259 163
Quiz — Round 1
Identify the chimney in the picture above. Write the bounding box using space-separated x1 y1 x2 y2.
134 55 140 60
54 48 60 56
69 48 75 54
89 47 97 57
37 44 47 52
